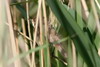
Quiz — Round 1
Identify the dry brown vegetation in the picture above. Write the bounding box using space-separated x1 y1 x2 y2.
0 0 100 67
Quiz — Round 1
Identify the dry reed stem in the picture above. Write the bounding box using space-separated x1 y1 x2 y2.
69 1 77 67
21 19 31 67
0 0 5 66
18 31 33 42
81 0 89 18
94 0 100 56
90 1 100 56
72 42 76 67
39 7 44 67
90 0 100 34
42 0 51 67
13 6 21 67
32 0 42 67
42 0 48 38
26 0 33 48
25 1 33 66
22 19 27 41
95 0 100 9
6 1 19 67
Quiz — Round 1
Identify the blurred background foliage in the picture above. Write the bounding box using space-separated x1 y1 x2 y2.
0 0 100 67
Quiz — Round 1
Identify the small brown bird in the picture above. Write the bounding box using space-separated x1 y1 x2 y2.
49 28 67 58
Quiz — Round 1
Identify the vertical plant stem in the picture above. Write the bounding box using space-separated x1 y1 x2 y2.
26 0 33 49
42 0 51 67
42 0 48 38
32 0 42 67
81 0 89 18
0 0 7 66
90 0 100 34
6 1 19 67
90 0 100 57
72 42 77 67
55 49 60 67
13 6 21 67
39 6 44 67
21 19 31 67
70 1 77 67
67 40 73 67
95 0 100 9
25 0 33 66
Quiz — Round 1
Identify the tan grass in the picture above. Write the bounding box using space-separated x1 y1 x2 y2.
21 18 31 66
39 5 44 67
81 0 89 19
6 0 20 67
90 0 100 34
32 0 42 67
